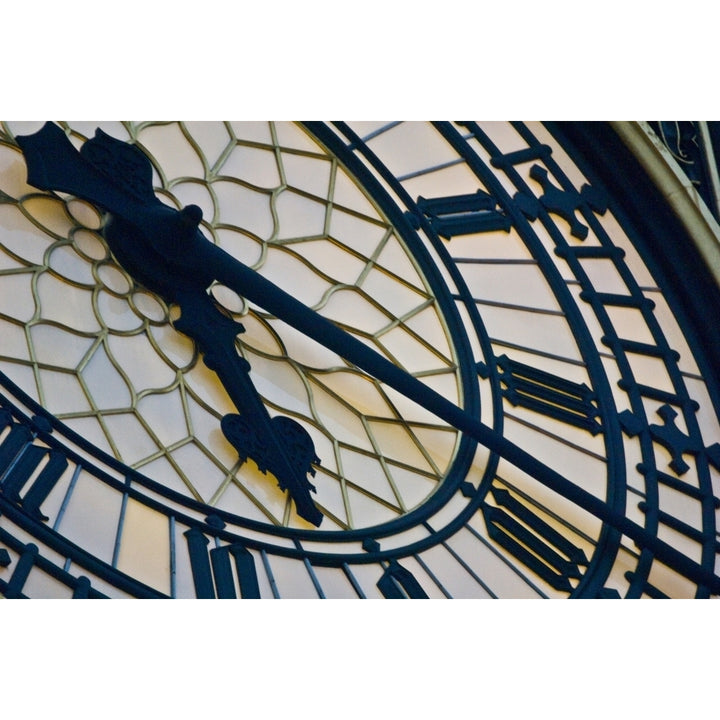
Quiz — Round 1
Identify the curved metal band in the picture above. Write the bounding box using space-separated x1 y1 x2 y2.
612 121 720 289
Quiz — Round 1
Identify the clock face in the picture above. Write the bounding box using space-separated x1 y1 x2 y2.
0 120 719 599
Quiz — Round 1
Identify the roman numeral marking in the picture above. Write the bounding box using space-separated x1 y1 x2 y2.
0 414 69 521
377 560 429 598
184 526 261 599
455 121 552 168
412 189 512 239
482 486 589 593
2 446 69 520
497 354 602 434
0 423 33 472
0 541 38 598
1 432 41 497
211 544 261 599
184 527 215 598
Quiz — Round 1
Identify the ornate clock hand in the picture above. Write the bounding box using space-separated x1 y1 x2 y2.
173 289 323 526
173 289 322 526
17 122 324 526
16 122 720 594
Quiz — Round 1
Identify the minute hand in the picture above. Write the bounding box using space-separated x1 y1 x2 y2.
202 243 720 594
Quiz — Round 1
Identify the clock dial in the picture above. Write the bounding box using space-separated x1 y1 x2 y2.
0 121 718 599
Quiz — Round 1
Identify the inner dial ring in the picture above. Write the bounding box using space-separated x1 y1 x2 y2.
0 121 484 532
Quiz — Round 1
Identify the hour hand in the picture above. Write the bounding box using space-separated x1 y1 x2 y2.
174 289 323 526
17 123 324 526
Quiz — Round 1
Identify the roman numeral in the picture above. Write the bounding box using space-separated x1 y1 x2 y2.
0 415 69 521
497 354 602 434
412 189 512 239
184 527 261 599
0 422 32 471
482 486 589 593
0 541 38 598
211 544 261 599
377 560 429 598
